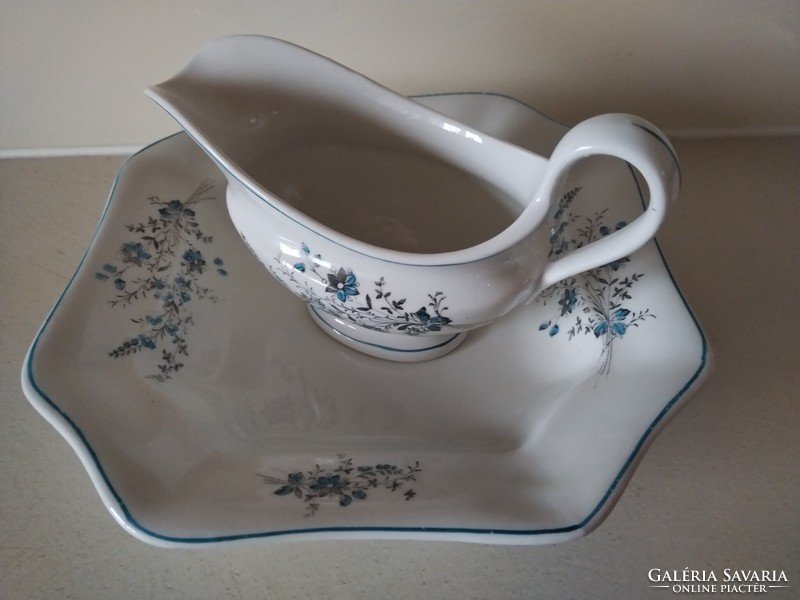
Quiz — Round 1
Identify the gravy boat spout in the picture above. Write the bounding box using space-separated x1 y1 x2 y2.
147 35 680 362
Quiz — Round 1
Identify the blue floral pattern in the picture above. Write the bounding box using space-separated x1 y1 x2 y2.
536 187 655 375
268 243 452 335
259 454 421 517
325 267 359 302
95 180 227 381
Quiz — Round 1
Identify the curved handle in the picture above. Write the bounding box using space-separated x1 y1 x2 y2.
537 113 680 290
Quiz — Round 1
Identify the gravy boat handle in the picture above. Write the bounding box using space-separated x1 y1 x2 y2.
536 113 680 290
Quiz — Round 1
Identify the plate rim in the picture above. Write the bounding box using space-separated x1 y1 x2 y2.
20 92 711 546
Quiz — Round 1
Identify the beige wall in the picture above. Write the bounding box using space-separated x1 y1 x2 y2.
2 0 799 153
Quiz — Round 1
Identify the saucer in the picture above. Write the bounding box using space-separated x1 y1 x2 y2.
22 93 710 546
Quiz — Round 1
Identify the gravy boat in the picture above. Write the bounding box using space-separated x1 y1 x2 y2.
147 35 680 361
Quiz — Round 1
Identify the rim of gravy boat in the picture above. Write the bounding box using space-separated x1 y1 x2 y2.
146 35 555 268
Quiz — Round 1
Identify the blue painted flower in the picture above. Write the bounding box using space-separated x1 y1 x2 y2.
274 472 305 497
594 308 631 338
120 242 151 266
159 199 195 218
326 268 359 302
293 262 306 273
558 287 578 316
413 307 432 325
426 315 452 331
411 307 452 332
182 248 206 273
310 474 344 495
611 308 630 336
137 335 156 350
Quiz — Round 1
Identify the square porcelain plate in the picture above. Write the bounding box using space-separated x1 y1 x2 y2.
22 93 709 546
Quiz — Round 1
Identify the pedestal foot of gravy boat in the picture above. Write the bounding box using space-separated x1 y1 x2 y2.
307 305 467 362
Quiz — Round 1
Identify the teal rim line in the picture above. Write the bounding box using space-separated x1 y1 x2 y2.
309 305 462 353
23 94 709 545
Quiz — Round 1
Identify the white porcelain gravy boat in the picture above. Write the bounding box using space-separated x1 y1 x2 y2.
147 35 680 361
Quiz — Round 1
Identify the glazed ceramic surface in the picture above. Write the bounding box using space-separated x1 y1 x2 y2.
146 36 681 360
22 94 709 546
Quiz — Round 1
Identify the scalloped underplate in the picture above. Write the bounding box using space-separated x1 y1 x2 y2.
21 93 709 546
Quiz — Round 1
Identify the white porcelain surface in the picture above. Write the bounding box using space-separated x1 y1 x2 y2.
146 36 681 360
21 93 709 547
